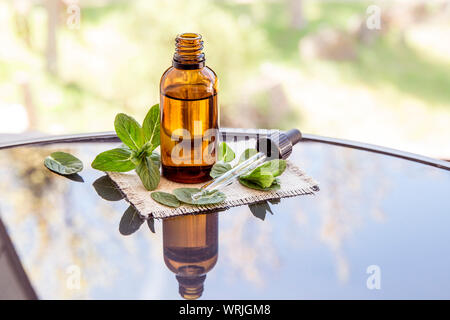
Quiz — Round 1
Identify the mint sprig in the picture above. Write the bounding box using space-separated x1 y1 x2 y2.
239 159 286 188
92 103 161 191
135 155 160 191
210 144 287 191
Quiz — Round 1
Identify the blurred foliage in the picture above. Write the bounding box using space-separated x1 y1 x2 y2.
0 0 449 156
340 36 450 106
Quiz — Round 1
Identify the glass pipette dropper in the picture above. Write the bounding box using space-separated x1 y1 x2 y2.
192 129 303 200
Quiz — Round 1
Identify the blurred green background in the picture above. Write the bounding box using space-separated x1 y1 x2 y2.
0 0 449 158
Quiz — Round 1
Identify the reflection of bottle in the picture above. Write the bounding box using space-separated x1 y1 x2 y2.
163 212 218 300
160 33 219 183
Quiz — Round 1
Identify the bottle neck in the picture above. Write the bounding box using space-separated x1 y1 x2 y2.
175 265 206 300
176 274 206 300
172 33 205 70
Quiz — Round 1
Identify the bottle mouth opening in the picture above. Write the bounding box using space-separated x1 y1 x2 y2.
173 33 205 69
177 33 202 41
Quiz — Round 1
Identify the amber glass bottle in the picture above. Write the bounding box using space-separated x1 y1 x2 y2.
160 33 219 183
163 212 218 300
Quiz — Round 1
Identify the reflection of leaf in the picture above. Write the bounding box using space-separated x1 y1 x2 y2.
248 201 273 221
63 173 84 183
119 206 144 235
268 198 281 205
93 175 124 201
48 170 84 183
147 218 155 233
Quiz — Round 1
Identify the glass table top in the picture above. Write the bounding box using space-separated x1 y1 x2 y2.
0 134 449 299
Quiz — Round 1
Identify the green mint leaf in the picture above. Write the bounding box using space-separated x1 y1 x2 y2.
131 148 145 164
151 191 181 208
210 162 232 178
118 143 128 149
238 148 258 164
217 142 235 162
119 206 144 235
240 172 275 188
135 156 160 191
173 188 226 205
44 151 83 175
142 104 160 152
114 113 145 150
239 177 281 191
257 159 287 177
149 151 161 168
91 147 135 172
239 159 286 188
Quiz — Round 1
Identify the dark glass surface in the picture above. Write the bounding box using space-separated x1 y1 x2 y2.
0 136 449 299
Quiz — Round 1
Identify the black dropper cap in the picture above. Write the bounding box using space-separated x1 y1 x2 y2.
256 129 302 160
285 129 302 146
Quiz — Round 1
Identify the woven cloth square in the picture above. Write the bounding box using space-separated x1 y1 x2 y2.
107 159 319 219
